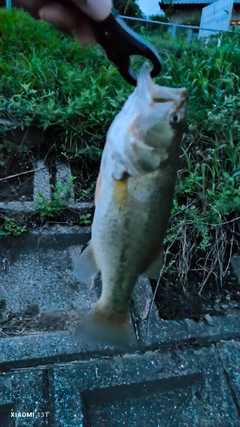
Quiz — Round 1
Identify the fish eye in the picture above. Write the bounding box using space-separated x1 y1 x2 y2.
170 112 181 123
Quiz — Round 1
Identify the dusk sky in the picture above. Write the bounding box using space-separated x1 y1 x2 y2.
137 0 162 16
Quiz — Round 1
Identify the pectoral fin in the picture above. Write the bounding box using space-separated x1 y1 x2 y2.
143 251 163 280
111 151 138 180
130 141 162 173
73 241 100 283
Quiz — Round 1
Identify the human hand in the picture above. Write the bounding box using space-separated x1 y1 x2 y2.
17 0 112 45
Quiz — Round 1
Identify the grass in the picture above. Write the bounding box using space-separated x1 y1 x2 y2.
0 8 130 155
0 9 240 291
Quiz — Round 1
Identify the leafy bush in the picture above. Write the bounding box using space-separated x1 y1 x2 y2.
157 34 240 288
180 11 201 27
113 0 143 18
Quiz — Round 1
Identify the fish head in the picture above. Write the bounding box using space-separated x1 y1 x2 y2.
135 62 187 131
131 62 187 168
106 63 187 178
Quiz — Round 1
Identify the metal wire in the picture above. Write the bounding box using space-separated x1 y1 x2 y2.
120 14 234 35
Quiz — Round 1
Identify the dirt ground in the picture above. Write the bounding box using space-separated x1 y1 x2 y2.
0 302 85 338
151 268 240 321
1 267 240 338
0 156 34 202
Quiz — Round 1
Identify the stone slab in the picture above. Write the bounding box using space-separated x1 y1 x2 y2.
0 226 240 425
1 228 240 366
217 340 240 410
0 331 134 371
0 229 92 314
0 157 94 214
0 201 94 215
55 163 74 204
133 277 240 351
1 225 91 253
0 344 239 426
0 368 50 426
33 160 51 201
50 346 239 427
0 226 137 360
0 332 77 370
68 201 94 211
0 201 34 214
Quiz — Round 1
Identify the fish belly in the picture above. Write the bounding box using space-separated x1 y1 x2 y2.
91 168 176 316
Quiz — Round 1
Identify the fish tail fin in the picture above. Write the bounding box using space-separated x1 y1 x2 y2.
93 302 130 345
75 303 131 350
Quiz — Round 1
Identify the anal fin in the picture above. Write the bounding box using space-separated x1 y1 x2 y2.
73 240 99 283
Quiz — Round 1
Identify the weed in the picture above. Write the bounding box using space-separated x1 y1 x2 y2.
79 213 92 226
76 181 96 202
0 216 26 237
0 230 6 239
35 176 75 220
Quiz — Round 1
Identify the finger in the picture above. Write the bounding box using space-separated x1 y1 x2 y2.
39 2 81 33
39 3 96 44
16 0 112 45
17 0 112 21
73 0 112 21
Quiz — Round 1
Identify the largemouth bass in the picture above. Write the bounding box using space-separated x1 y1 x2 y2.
74 63 187 347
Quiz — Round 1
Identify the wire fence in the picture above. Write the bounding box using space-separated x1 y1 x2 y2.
121 15 233 34
4 1 239 41
120 15 237 42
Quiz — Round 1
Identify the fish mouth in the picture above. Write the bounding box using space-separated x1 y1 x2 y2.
153 95 186 103
153 90 188 104
136 62 187 105
152 87 187 105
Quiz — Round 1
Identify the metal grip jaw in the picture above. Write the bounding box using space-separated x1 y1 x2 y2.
94 11 162 86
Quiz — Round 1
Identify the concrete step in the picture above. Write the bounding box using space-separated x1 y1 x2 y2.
1 226 240 425
1 345 240 426
0 161 94 214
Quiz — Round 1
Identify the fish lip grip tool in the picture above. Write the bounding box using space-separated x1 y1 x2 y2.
93 9 162 86
52 1 162 86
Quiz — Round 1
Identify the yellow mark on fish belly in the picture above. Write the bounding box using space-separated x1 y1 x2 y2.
113 178 129 206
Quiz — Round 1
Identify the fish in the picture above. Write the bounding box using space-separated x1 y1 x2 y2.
73 63 187 348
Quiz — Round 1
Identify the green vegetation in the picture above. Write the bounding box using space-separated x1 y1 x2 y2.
113 0 143 18
79 213 92 226
0 9 240 290
35 177 75 220
181 11 201 27
0 216 26 238
156 33 240 289
0 8 130 157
